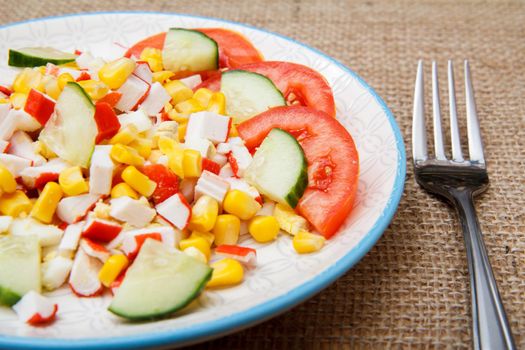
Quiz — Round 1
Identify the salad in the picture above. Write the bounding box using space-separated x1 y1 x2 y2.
0 27 359 324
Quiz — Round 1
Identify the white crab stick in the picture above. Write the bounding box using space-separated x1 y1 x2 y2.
115 74 150 112
56 194 101 224
20 158 70 188
9 217 63 247
41 256 73 291
79 238 110 262
194 170 230 203
184 137 214 158
58 221 84 256
12 291 58 325
109 196 156 228
118 109 153 132
89 145 115 196
69 248 103 297
139 82 170 116
155 193 192 230
179 74 202 89
133 61 152 84
185 111 231 144
0 154 32 177
8 131 45 166
0 109 40 141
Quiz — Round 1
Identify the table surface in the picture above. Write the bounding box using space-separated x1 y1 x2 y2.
1 0 524 348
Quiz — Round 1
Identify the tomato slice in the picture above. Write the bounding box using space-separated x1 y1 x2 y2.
124 28 263 69
237 106 358 238
196 61 336 118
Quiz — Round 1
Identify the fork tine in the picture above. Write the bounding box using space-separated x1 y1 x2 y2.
432 61 446 160
464 61 485 164
448 61 464 162
412 60 427 162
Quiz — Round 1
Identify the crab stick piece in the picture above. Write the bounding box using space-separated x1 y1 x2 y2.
155 193 191 230
41 256 73 291
139 82 171 116
215 244 257 267
115 75 150 112
8 131 45 166
69 248 104 297
23 89 55 125
133 61 153 84
194 170 230 204
89 145 115 196
0 154 32 177
82 217 122 243
80 238 111 262
12 291 58 325
185 111 231 144
58 221 84 256
0 109 40 141
56 193 101 224
109 196 156 228
20 158 70 189
118 109 152 133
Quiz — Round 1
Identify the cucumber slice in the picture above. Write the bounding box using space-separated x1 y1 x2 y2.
108 239 212 320
221 70 285 123
0 235 41 306
162 28 218 73
9 47 77 67
245 128 307 208
39 82 97 167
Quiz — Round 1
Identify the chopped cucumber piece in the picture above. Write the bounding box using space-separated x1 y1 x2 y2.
162 28 218 73
39 82 97 167
109 239 212 320
9 47 77 67
245 128 307 208
221 70 285 123
0 235 41 306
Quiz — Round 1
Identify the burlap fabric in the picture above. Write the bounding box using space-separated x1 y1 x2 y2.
1 0 523 348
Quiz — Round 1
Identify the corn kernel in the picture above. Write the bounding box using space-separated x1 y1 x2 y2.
109 124 139 145
0 190 32 217
163 101 173 114
182 149 202 178
193 88 213 107
13 68 42 94
111 182 139 200
213 214 240 246
36 140 57 159
42 76 61 100
183 246 208 264
292 231 326 254
157 136 181 155
98 254 129 287
152 71 175 83
30 182 63 224
57 72 75 89
175 98 204 114
167 148 185 178
166 109 189 124
248 215 280 243
0 165 17 194
189 230 215 246
129 138 152 159
164 80 193 104
140 48 163 72
110 144 145 166
179 236 210 261
207 92 226 115
206 258 244 288
223 190 261 220
77 79 109 100
98 57 136 90
229 124 239 137
58 166 89 196
93 201 111 219
177 123 187 142
189 195 219 232
121 166 156 197
273 203 309 235
0 98 8 104
9 92 27 109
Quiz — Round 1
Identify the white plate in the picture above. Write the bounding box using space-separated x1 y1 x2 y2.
0 12 406 349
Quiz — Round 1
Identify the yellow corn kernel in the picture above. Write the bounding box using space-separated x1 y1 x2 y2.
98 57 136 90
93 201 111 219
167 148 185 178
192 88 214 107
179 236 210 261
157 136 181 155
129 138 153 159
9 92 27 109
0 165 17 194
77 79 109 100
110 182 139 200
42 76 61 100
163 101 173 114
213 214 240 246
248 215 280 243
0 98 8 104
175 98 204 114
183 246 207 264
30 182 63 224
223 190 261 221
109 124 139 145
13 68 42 94
58 166 89 196
164 80 193 104
121 166 156 197
152 71 175 83
292 231 326 254
110 144 145 166
36 140 57 159
57 72 75 89
206 258 244 288
140 48 163 72
207 92 226 115
273 203 309 235
189 230 215 246
182 149 202 178
189 195 219 232
177 123 187 142
166 109 189 124
0 190 32 217
98 254 129 287
229 124 239 137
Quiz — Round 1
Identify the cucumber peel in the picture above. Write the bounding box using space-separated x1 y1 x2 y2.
9 47 77 67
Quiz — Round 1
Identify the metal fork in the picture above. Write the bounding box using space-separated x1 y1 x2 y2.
412 60 516 349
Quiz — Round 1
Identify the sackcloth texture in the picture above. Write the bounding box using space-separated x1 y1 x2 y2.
1 0 524 348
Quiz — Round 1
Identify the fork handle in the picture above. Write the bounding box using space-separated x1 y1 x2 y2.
453 190 516 350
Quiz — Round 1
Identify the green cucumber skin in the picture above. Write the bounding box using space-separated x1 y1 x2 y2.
66 81 95 107
0 286 21 307
163 28 219 72
8 48 76 67
108 268 212 321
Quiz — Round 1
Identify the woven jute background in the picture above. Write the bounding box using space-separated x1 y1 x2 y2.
1 0 524 348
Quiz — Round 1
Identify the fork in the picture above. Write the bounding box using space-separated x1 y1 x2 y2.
412 60 516 349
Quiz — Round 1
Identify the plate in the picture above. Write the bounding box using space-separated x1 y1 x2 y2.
0 12 406 349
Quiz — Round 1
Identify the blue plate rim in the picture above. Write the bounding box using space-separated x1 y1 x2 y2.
0 11 407 350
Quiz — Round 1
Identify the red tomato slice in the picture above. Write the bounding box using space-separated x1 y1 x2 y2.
237 106 358 238
124 28 263 69
196 61 336 118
